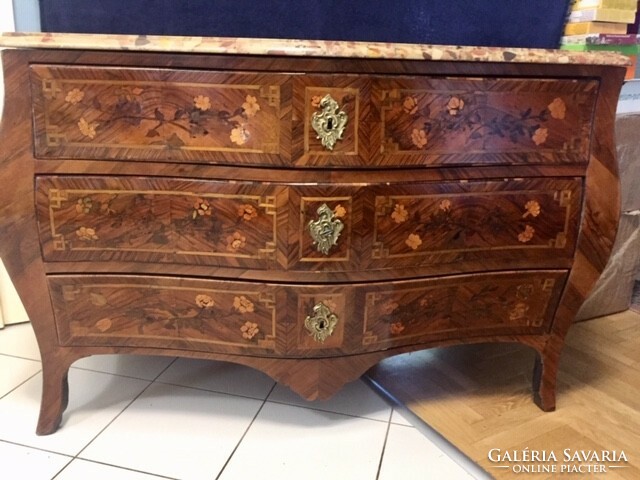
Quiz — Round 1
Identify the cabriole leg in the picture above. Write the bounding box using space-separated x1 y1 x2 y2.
36 355 72 435
532 347 560 412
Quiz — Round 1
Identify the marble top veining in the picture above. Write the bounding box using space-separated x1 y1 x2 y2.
0 32 631 66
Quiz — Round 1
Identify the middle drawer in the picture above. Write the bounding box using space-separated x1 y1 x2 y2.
36 175 582 273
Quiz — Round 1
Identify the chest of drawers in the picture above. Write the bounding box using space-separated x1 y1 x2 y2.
0 33 627 435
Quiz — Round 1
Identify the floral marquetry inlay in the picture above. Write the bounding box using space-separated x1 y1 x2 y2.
51 279 278 351
395 93 565 150
38 178 279 268
377 77 596 162
31 65 285 162
373 179 580 262
362 273 564 346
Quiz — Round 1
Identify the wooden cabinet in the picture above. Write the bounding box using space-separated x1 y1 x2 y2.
0 34 626 435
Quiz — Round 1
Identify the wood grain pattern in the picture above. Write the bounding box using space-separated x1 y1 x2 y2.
48 271 564 358
49 275 281 354
30 65 290 164
37 176 580 273
36 176 281 268
368 177 582 270
371 77 597 167
0 47 625 435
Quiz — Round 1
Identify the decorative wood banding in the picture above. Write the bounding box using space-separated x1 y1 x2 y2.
0 45 624 434
30 65 290 165
48 270 566 357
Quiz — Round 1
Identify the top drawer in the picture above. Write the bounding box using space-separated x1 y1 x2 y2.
30 64 598 168
30 65 290 165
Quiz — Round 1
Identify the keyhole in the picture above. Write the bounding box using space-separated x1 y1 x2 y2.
318 320 326 330
326 118 333 130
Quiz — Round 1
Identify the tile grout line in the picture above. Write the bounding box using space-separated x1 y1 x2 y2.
0 368 42 401
68 365 179 382
375 407 394 480
263 398 391 423
0 438 74 459
0 351 41 362
53 458 180 480
51 357 181 479
367 377 492 480
215 382 277 480
48 457 76 480
152 378 279 403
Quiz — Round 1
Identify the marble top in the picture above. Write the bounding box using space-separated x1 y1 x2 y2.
0 32 631 66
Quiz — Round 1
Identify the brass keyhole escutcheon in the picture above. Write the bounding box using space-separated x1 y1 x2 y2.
304 302 338 343
308 203 344 255
311 94 348 151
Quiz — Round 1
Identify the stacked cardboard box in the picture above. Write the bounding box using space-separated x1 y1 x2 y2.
566 0 638 35
563 2 639 79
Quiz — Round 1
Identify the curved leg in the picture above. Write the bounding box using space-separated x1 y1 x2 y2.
36 353 73 435
532 345 560 412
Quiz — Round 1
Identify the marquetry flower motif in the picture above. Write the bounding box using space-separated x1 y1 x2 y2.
75 226 98 241
447 96 465 116
195 294 215 309
234 295 255 314
311 95 322 108
381 300 399 315
402 96 419 115
65 88 85 104
509 302 529 321
389 321 406 335
242 95 260 118
75 197 93 214
77 117 97 139
193 198 212 218
517 225 535 243
237 204 258 221
531 127 548 146
95 318 112 332
411 128 428 149
230 126 248 146
523 200 541 218
391 204 409 224
439 199 452 212
241 321 259 340
406 233 422 250
193 95 211 111
516 284 534 300
548 97 566 120
227 232 247 252
333 204 347 218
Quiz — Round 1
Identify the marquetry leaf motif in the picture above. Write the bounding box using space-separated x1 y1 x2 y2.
43 182 277 266
379 78 593 157
34 66 282 157
363 275 560 346
374 185 574 257
53 282 277 350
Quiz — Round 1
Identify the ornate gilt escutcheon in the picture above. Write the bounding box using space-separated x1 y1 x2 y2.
304 302 339 343
308 203 344 255
311 94 348 151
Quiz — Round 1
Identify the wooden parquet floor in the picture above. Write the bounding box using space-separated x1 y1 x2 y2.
367 310 640 479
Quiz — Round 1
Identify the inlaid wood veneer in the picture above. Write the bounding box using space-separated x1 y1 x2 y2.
0 34 626 435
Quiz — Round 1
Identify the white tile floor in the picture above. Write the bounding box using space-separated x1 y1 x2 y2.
0 323 489 480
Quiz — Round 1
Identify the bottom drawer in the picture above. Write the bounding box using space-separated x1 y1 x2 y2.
48 271 567 357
